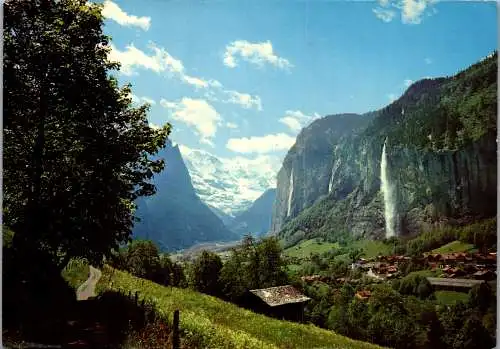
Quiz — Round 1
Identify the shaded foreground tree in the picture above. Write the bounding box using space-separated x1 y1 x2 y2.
4 0 171 269
3 1 170 342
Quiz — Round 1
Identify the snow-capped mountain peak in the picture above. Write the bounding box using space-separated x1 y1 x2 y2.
179 145 279 216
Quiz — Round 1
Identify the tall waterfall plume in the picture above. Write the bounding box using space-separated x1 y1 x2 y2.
328 165 334 193
380 139 397 238
287 169 294 217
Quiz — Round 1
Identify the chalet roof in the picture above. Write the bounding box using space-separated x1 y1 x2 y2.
250 285 311 307
427 277 496 288
355 290 372 300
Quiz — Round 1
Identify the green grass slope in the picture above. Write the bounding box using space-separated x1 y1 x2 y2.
96 265 384 349
431 240 477 254
352 239 393 259
434 291 469 306
284 239 340 258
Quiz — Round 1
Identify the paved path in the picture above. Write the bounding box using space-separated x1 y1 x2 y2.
76 266 102 301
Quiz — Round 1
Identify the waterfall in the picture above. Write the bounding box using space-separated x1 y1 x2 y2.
328 165 334 193
380 139 397 238
287 169 294 217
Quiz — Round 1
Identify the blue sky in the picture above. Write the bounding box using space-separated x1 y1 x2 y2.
99 0 497 173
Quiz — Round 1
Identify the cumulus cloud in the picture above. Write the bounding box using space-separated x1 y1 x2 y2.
372 0 436 24
108 43 184 76
400 0 434 24
279 110 321 133
110 42 262 110
160 98 221 144
373 8 396 22
225 122 238 129
226 133 296 154
149 123 161 130
102 0 151 31
387 93 397 102
223 40 293 70
224 91 262 110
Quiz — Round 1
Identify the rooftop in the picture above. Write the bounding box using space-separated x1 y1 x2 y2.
250 285 311 307
426 277 496 288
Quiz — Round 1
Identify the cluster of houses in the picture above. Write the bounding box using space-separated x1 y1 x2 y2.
351 252 497 281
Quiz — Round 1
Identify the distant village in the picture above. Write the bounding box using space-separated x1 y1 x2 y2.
300 251 497 301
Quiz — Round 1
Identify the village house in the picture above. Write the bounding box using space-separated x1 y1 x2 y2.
247 285 311 322
355 290 371 301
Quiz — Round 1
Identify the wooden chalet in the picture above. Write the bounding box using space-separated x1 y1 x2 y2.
247 285 311 322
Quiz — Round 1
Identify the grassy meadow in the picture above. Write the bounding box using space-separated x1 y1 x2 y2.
284 239 340 258
431 240 478 254
64 262 384 349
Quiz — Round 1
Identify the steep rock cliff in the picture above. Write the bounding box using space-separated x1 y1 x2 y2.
274 52 497 243
271 114 374 233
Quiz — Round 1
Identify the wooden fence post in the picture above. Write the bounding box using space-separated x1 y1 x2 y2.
173 309 180 349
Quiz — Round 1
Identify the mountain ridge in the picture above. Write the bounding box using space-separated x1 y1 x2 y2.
273 52 497 245
133 140 238 251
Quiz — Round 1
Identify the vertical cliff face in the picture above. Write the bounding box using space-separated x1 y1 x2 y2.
229 188 276 236
271 114 374 233
339 131 497 239
274 52 497 243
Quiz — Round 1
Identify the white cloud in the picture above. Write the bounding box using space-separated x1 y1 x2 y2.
223 40 293 70
110 42 262 111
182 75 209 88
149 123 161 130
224 91 262 110
404 79 413 87
160 98 221 144
226 133 296 154
108 43 184 76
373 8 396 22
279 116 302 132
424 57 433 64
387 93 397 102
278 110 320 133
226 122 238 129
372 0 436 24
102 0 151 31
401 0 434 24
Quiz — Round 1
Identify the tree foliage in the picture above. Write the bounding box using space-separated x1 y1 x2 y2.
190 251 223 296
219 236 289 303
3 0 171 269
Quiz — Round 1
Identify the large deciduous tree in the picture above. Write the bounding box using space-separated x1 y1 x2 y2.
3 0 171 269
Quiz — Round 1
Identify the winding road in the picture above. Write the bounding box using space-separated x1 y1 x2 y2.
76 266 102 301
